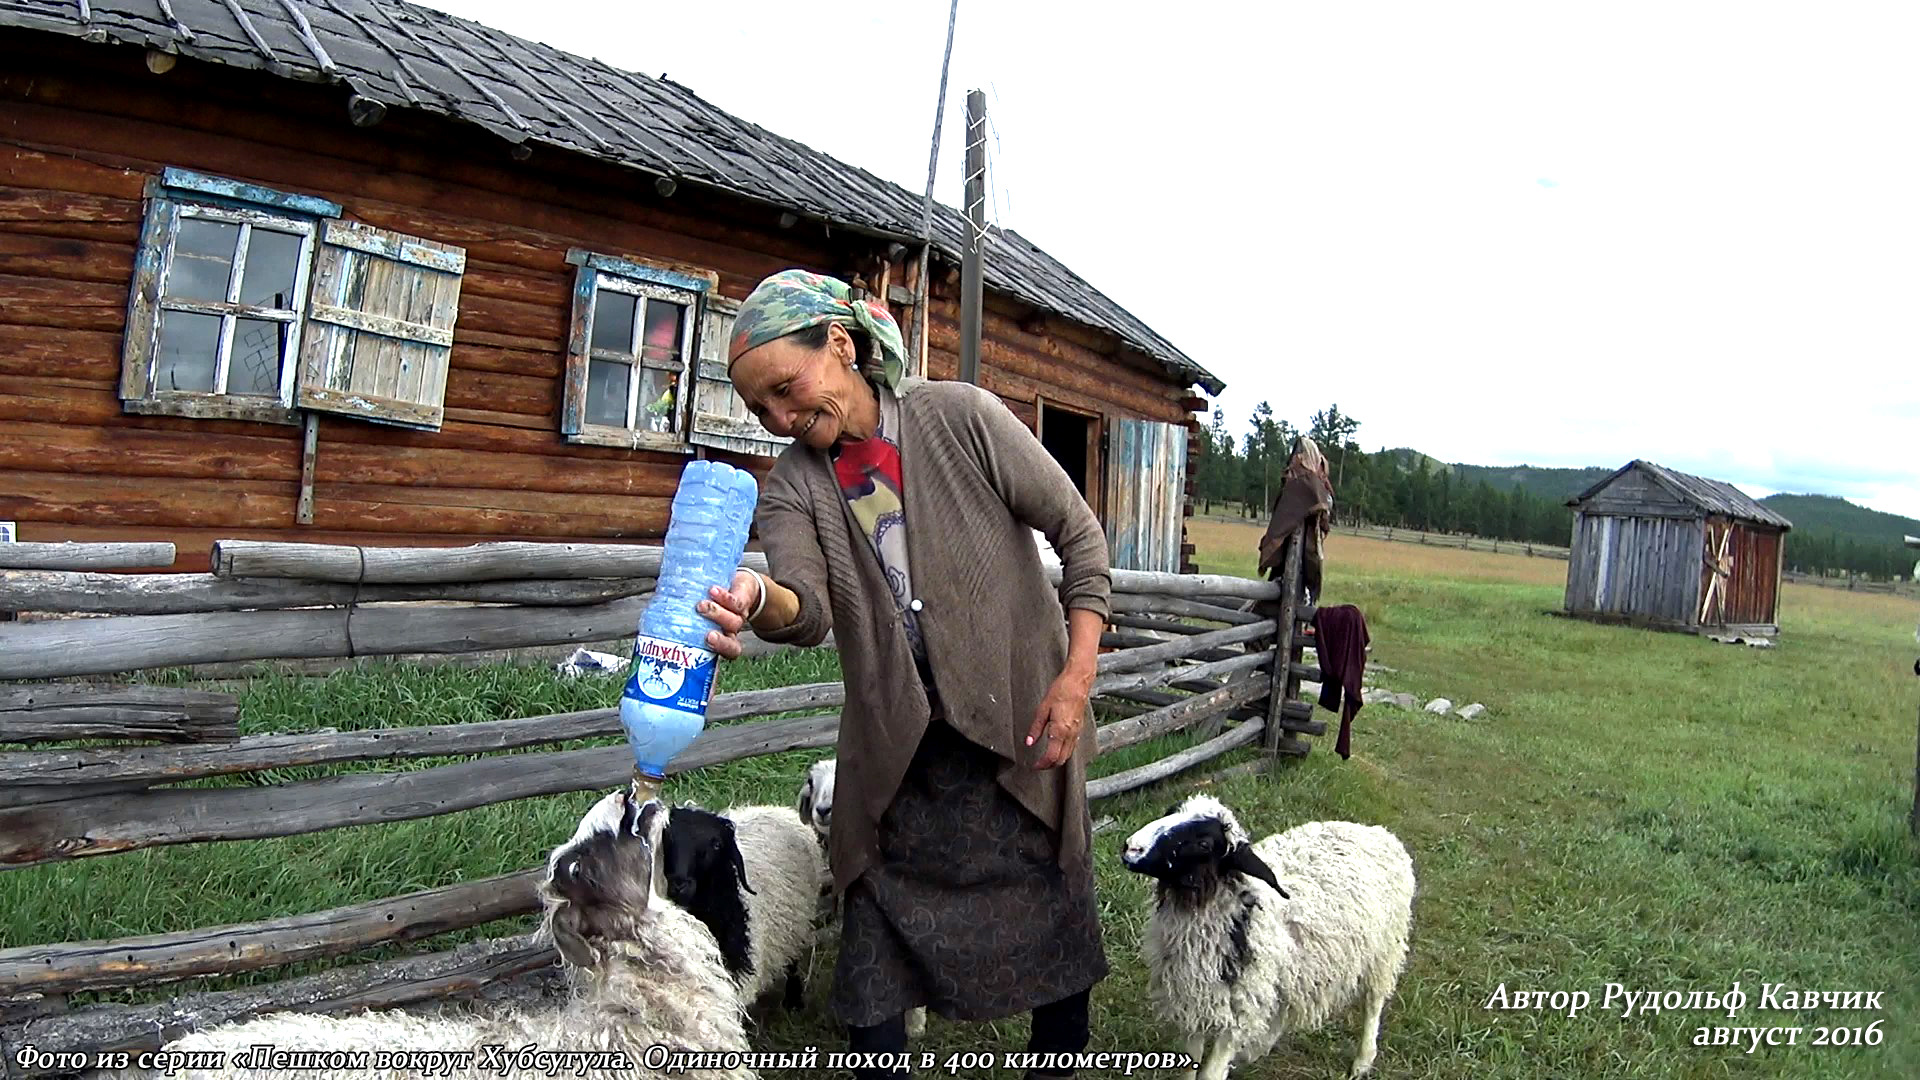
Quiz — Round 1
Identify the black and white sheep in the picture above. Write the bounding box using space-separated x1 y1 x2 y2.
664 802 825 1014
151 791 754 1080
1120 794 1415 1080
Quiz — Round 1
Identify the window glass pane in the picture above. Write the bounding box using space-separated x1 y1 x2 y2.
168 219 239 302
640 368 679 433
586 358 630 427
641 299 684 363
239 229 304 309
154 309 222 392
591 290 637 354
228 318 286 396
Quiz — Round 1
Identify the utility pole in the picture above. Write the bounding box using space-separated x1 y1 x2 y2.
909 0 960 378
960 88 986 385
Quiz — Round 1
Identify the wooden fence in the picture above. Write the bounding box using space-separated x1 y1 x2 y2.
1331 523 1571 560
0 537 1320 1075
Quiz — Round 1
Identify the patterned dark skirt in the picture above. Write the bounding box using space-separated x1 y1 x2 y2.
828 706 1109 1027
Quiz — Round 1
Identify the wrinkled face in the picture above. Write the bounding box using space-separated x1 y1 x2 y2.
797 759 836 840
728 323 869 449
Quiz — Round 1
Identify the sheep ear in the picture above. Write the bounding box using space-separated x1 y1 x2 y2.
730 835 755 896
550 909 602 968
1226 842 1287 899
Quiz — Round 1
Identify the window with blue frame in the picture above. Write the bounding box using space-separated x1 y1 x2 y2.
121 169 466 431
562 250 711 452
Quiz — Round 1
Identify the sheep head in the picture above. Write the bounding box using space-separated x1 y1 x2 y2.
796 758 836 842
661 806 756 982
1120 795 1286 905
539 789 669 969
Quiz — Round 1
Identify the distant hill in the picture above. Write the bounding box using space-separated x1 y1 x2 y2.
1757 493 1920 546
1376 449 1920 550
1377 450 1613 504
1447 463 1616 504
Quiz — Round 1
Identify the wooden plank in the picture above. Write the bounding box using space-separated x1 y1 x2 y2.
0 272 128 332
1088 719 1264 800
0 542 176 570
0 868 543 995
1108 594 1262 625
0 712 838 869
308 303 453 348
295 386 444 429
1094 621 1277 675
0 233 133 285
210 539 769 582
319 218 467 274
0 420 300 484
0 685 238 746
0 594 668 679
0 568 659 615
0 686 842 784
441 367 559 418
0 934 552 1071
0 471 294 529
1095 676 1273 756
0 326 122 382
0 186 143 243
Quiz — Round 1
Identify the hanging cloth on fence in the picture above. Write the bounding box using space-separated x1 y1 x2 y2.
1312 604 1370 760
1258 437 1334 601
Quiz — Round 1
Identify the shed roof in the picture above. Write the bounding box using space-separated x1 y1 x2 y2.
1569 460 1793 530
0 0 1223 396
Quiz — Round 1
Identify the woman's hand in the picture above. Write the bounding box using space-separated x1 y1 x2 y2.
701 570 763 660
1026 607 1105 769
1026 665 1093 770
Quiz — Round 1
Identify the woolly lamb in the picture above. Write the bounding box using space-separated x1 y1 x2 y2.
1121 795 1415 1080
793 758 928 1039
664 802 825 1013
151 791 754 1080
796 757 837 843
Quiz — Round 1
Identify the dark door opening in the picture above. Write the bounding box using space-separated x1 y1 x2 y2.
1039 405 1091 497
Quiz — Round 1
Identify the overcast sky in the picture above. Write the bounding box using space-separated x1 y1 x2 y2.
419 0 1920 521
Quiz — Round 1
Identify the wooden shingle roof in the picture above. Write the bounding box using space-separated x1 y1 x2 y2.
0 0 1224 394
1569 460 1794 530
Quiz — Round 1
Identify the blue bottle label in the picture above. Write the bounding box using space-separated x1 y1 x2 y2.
626 633 718 717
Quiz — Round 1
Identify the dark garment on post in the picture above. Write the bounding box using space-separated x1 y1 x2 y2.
829 702 1109 1029
1313 604 1370 759
1257 457 1333 602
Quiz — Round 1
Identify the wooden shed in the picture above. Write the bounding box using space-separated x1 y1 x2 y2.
0 0 1221 576
1563 460 1793 636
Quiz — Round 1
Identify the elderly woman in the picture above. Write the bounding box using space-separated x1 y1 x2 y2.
697 270 1111 1077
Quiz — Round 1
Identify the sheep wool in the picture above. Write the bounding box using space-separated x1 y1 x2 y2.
148 791 755 1080
1125 796 1415 1080
723 805 829 1006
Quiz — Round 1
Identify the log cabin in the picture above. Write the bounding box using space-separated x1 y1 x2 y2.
0 0 1223 574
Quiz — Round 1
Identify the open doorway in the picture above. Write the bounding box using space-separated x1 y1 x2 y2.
1037 400 1093 498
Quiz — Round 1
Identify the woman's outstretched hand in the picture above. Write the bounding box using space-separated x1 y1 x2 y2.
701 570 762 660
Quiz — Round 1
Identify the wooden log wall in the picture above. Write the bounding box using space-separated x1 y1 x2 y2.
0 37 1210 575
1 541 1301 1069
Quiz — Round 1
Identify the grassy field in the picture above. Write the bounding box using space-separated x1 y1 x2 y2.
5 522 1918 1079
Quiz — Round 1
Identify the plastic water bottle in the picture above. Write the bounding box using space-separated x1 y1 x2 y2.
621 459 758 799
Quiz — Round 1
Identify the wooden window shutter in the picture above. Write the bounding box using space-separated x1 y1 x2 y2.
1103 417 1188 572
297 220 466 431
687 295 792 457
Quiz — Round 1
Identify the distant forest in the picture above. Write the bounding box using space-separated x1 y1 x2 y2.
1193 404 1920 581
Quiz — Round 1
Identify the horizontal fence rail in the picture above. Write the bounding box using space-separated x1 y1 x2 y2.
1 538 1324 1074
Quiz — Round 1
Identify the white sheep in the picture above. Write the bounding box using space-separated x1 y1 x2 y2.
1121 794 1415 1080
150 791 755 1080
794 758 927 1039
663 801 825 1014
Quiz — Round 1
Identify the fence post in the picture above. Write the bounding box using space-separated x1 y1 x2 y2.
1262 519 1306 757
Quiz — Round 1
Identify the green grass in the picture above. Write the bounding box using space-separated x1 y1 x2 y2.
6 534 1918 1079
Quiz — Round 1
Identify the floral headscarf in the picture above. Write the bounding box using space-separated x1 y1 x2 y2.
726 269 908 390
